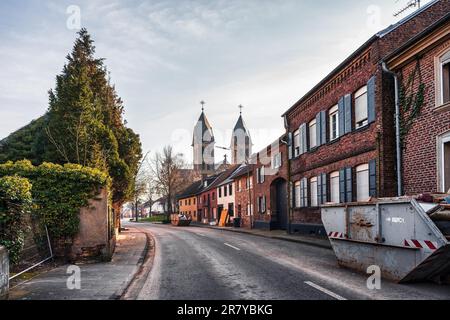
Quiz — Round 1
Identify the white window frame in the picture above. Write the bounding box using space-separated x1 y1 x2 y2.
355 86 368 129
309 119 317 149
330 171 340 203
440 51 450 106
310 177 318 207
294 129 300 157
272 153 282 169
438 132 450 192
356 163 370 202
329 105 339 141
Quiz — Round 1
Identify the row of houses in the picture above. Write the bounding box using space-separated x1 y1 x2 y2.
178 0 450 235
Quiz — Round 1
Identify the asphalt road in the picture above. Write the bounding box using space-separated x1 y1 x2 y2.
130 222 450 300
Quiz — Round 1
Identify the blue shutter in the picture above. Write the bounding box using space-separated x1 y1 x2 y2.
339 169 346 203
301 124 308 154
317 174 323 205
316 113 321 146
321 173 328 204
321 110 327 145
345 167 353 203
338 97 345 137
344 94 353 134
288 132 293 160
369 159 377 197
367 76 376 124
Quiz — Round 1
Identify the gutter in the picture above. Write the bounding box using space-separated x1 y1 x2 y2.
382 62 403 197
283 115 292 235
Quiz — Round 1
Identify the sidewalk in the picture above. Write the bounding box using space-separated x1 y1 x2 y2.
191 222 332 250
9 227 147 300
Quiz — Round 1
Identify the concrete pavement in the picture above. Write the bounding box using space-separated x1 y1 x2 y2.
9 227 147 300
135 223 450 300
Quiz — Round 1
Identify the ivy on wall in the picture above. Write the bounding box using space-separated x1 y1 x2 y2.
399 59 426 145
0 160 109 242
0 175 32 264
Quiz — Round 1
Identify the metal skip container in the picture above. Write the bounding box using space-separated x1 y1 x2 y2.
321 199 450 283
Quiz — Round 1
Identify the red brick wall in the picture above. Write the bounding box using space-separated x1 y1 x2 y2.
253 140 288 225
398 39 450 195
234 173 255 228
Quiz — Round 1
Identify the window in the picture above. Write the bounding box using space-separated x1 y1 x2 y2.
356 164 370 202
355 86 368 128
272 153 282 169
189 199 191 205
441 51 450 105
193 198 196 205
237 180 242 192
219 187 222 198
329 105 339 141
309 119 317 149
438 133 450 192
224 186 228 197
247 203 253 216
229 184 233 196
246 176 253 189
294 129 300 157
310 177 318 207
212 192 215 201
294 181 301 208
330 171 340 203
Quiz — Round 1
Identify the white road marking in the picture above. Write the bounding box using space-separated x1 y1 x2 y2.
197 233 206 237
224 243 241 251
305 281 347 301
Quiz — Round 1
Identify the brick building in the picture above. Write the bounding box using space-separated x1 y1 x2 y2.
252 135 289 230
282 0 450 235
386 12 450 195
229 164 255 228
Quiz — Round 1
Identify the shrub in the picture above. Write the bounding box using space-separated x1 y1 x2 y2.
0 160 109 241
0 175 32 264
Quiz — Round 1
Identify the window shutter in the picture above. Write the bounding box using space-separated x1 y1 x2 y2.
257 197 261 213
302 123 308 153
300 124 307 154
344 94 353 134
339 169 346 203
288 132 293 160
316 113 322 146
301 178 308 207
261 166 265 183
369 159 377 197
321 173 328 204
290 183 295 208
338 97 345 138
263 196 266 213
321 110 327 145
345 167 353 203
367 76 376 124
317 174 323 205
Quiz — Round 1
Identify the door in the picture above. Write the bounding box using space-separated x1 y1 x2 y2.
271 178 288 230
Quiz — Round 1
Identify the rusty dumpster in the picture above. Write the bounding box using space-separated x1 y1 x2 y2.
322 198 450 283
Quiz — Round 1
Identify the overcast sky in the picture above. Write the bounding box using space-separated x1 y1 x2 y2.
0 0 433 163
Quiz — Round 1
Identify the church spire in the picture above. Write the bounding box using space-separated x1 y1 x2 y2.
193 100 215 175
231 105 252 165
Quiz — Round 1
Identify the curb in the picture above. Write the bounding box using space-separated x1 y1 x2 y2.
191 223 332 250
111 229 149 300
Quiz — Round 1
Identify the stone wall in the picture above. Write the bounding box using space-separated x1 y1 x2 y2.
0 246 8 300
70 188 115 262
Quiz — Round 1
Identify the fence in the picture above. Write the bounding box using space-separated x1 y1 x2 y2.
9 215 53 281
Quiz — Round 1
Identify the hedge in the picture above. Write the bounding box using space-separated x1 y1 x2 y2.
0 175 32 264
0 160 109 241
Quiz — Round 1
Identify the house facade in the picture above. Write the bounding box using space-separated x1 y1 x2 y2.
283 0 450 235
252 135 289 230
230 165 255 228
386 13 450 195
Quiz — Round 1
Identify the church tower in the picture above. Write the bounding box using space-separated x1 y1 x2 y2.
230 105 252 165
192 101 215 175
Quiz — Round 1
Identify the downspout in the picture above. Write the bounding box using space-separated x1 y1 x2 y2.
283 114 292 234
382 62 403 196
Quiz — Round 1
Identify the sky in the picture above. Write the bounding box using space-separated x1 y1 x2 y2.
0 0 434 163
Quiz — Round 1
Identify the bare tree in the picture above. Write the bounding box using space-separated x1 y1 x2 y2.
131 152 150 222
150 146 188 216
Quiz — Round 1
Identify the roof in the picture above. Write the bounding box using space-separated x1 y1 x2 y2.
202 165 241 192
192 111 215 146
176 180 203 200
230 114 252 146
229 163 254 180
281 0 441 118
385 11 450 65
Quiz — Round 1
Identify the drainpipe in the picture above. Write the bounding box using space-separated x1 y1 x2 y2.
283 114 292 234
382 62 403 197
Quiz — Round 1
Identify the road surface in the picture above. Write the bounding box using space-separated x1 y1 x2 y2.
127 222 450 300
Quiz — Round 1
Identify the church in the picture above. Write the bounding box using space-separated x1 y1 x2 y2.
192 102 252 178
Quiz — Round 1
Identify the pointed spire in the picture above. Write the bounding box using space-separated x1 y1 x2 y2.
201 100 205 112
